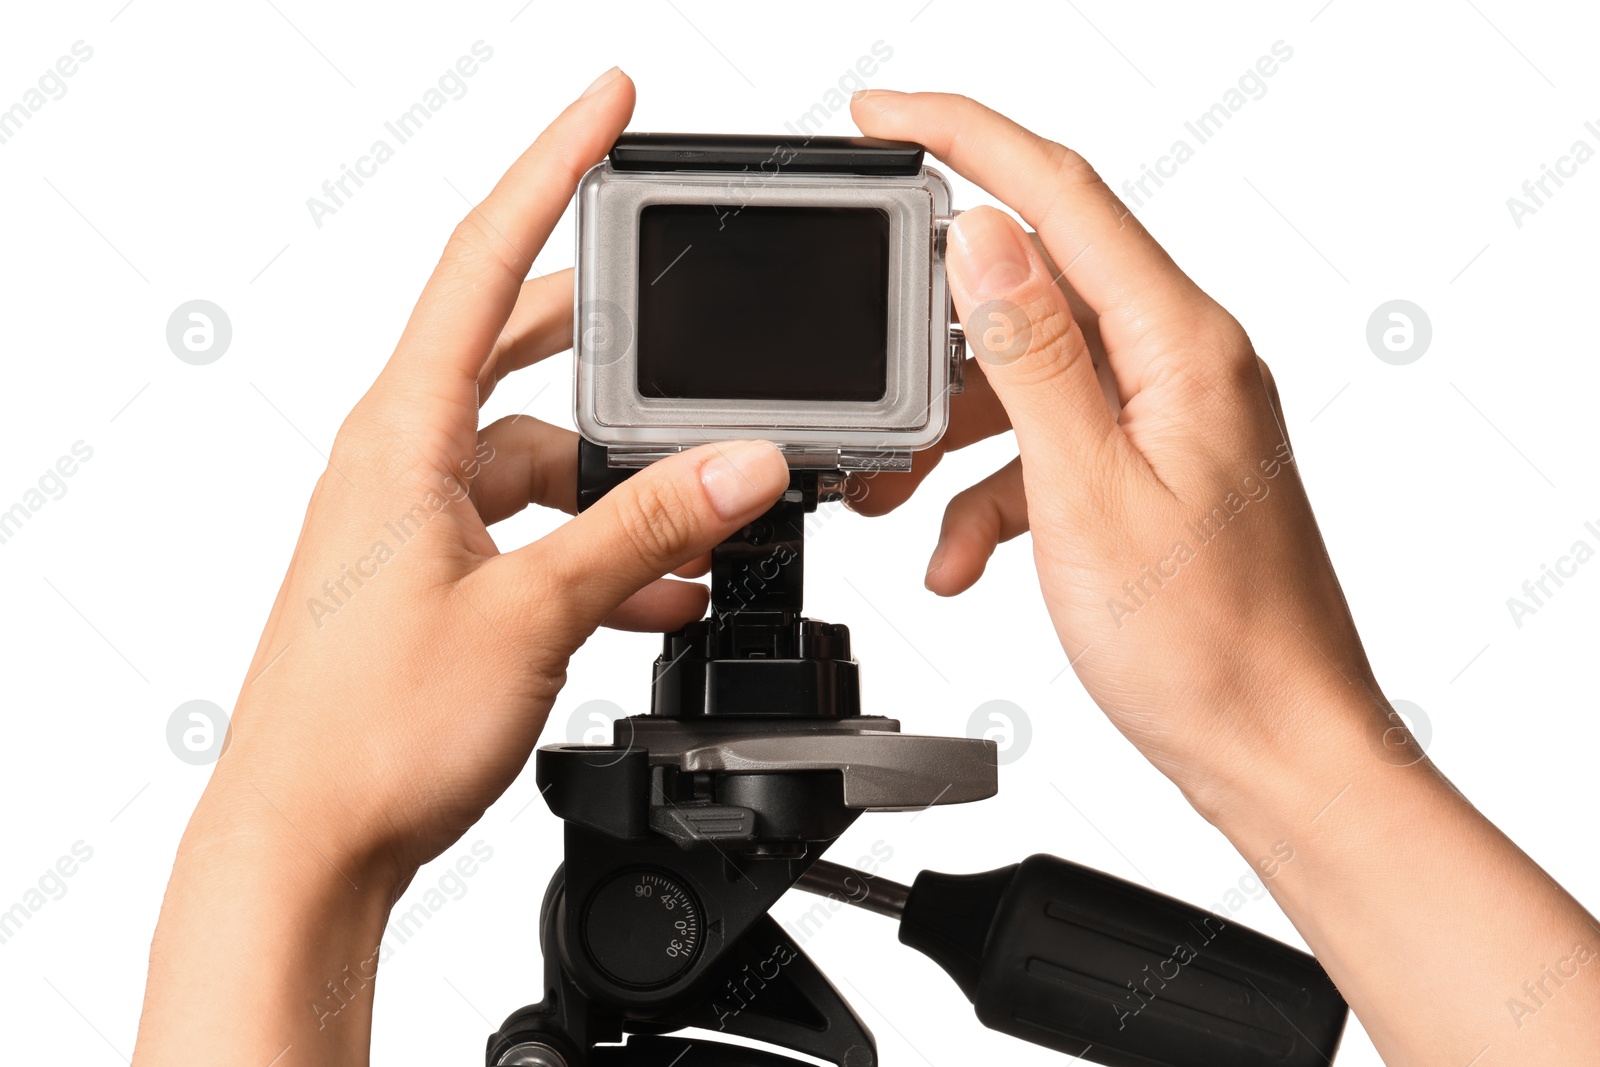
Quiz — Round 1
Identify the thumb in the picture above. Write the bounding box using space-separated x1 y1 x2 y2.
504 439 789 633
948 206 1120 485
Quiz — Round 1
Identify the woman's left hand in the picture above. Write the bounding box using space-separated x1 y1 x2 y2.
133 68 789 1067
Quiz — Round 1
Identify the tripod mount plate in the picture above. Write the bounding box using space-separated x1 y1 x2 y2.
623 717 997 811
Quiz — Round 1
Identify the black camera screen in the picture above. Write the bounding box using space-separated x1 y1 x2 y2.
636 205 890 402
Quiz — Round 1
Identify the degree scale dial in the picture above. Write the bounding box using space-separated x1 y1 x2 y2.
582 869 704 989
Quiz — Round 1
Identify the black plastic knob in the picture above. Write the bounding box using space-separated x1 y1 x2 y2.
583 870 703 989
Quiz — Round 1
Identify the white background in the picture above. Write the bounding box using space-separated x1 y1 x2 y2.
2 2 1597 1065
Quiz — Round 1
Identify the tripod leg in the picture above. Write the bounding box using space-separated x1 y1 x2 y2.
663 915 876 1067
490 913 875 1067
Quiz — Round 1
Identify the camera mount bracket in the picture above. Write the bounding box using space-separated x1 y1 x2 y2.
488 441 995 1067
493 131 1350 1057
488 441 1348 1066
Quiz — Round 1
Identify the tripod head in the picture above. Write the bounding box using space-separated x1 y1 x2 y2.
485 443 1348 1066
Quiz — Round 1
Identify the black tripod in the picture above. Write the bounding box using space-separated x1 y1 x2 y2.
485 445 1348 1067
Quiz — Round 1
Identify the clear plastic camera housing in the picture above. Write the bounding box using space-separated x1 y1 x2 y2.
573 160 955 470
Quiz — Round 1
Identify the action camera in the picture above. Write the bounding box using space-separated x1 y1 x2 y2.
573 133 964 472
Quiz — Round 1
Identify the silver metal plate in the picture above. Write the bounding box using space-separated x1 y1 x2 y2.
624 717 998 812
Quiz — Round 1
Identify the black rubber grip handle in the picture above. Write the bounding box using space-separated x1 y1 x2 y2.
899 854 1347 1067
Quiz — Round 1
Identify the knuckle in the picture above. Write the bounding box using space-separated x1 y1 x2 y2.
441 215 490 272
1030 140 1117 246
524 120 594 191
330 407 409 475
441 211 524 284
1039 138 1104 190
1141 299 1257 391
1208 323 1262 394
1256 356 1284 409
330 403 464 499
945 94 985 147
1011 296 1091 386
949 481 1004 537
616 476 699 560
1204 305 1255 363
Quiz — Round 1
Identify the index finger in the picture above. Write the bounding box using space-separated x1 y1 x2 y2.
849 91 1204 334
379 68 635 421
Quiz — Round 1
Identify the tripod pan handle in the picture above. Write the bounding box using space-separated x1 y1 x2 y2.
897 854 1347 1067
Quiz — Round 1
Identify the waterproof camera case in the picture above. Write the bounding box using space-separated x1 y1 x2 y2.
574 133 963 472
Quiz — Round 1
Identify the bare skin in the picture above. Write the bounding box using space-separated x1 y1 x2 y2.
131 74 1600 1067
846 89 1600 1067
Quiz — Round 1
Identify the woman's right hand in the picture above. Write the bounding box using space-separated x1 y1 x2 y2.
848 91 1393 814
848 92 1600 1067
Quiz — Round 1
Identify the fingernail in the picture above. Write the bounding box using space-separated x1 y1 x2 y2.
948 207 1033 300
581 66 622 99
700 440 787 521
924 547 947 588
852 88 902 103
